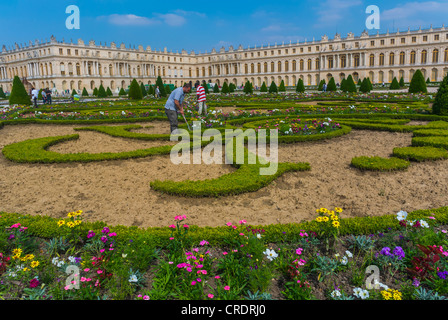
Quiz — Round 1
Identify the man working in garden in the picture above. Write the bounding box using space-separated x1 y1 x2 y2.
164 83 192 133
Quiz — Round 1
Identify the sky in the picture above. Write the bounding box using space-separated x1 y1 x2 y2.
1 0 448 53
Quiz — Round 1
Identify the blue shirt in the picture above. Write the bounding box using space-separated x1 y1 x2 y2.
164 87 185 111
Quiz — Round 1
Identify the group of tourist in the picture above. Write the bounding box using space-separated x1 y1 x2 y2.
31 87 52 107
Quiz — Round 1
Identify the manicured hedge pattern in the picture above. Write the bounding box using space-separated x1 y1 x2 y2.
393 146 448 161
351 156 410 171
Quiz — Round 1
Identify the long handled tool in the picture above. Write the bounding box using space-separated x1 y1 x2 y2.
181 113 191 131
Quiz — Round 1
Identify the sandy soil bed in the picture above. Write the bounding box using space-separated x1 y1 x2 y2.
1 121 447 228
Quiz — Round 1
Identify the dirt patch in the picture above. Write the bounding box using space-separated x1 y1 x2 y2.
1 122 447 229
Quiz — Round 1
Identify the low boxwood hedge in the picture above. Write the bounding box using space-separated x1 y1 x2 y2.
413 129 448 137
412 136 448 149
393 146 448 161
351 156 410 171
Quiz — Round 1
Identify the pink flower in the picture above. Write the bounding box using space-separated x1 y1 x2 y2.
169 224 176 229
428 216 436 220
84 268 90 272
215 276 220 279
168 261 173 264
100 249 105 253
296 248 303 255
442 230 447 234
197 278 202 282
191 281 196 286
208 294 214 299
239 233 244 236
143 295 149 300
239 220 247 225
224 286 230 291
222 252 228 255
199 240 209 246
97 270 103 274
186 267 192 272
81 277 87 282
232 226 237 229
183 224 189 229
226 222 232 227
169 237 174 240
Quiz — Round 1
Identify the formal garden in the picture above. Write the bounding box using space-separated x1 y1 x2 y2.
0 70 448 300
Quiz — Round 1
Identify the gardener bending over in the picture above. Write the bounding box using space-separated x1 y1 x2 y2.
164 83 192 133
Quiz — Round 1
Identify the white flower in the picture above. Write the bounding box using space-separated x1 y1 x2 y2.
331 290 341 298
122 111 126 115
345 250 353 258
353 287 362 297
263 249 278 261
122 253 128 258
396 210 408 221
341 256 348 265
359 290 369 299
129 275 138 283
420 220 429 228
68 256 76 263
256 234 262 239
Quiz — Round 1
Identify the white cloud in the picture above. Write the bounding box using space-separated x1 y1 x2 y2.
157 13 187 26
261 24 283 32
313 0 362 26
106 14 159 26
382 1 448 21
102 9 204 27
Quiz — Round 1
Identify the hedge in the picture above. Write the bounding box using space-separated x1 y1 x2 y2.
412 129 448 137
412 136 448 149
393 146 448 161
350 156 410 171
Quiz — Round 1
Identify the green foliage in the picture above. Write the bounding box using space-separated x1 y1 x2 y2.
317 79 325 91
147 85 154 96
0 86 6 99
93 88 98 96
326 77 337 92
409 70 428 93
268 81 278 93
82 87 89 97
202 81 210 94
389 77 400 90
71 89 78 97
165 84 171 95
359 78 371 93
260 82 268 92
278 80 286 92
243 81 253 94
432 74 448 115
97 85 107 98
213 84 220 93
155 76 167 97
139 83 147 97
393 146 448 161
427 77 431 84
296 78 305 93
118 88 126 96
351 156 410 171
106 87 113 97
9 76 31 105
340 78 346 92
128 79 143 100
221 82 230 94
412 136 448 149
399 77 405 87
229 83 235 93
344 75 357 93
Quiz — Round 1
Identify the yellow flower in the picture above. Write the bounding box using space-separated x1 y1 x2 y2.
322 216 329 222
329 210 335 216
30 261 40 268
381 291 392 300
23 267 30 272
76 210 83 216
332 221 340 228
316 217 323 222
335 207 343 213
57 220 65 227
331 215 338 221
67 212 75 218
74 220 82 226
67 221 75 228
12 248 22 257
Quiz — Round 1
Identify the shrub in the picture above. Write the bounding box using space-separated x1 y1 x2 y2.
389 77 400 90
409 70 428 94
359 78 371 93
393 146 448 161
326 77 337 92
260 82 268 93
165 85 171 95
0 86 6 99
296 78 305 93
9 76 31 105
147 85 154 96
399 77 405 87
367 77 373 91
340 78 346 92
268 81 278 93
278 80 286 92
317 79 325 91
413 129 448 137
221 82 230 94
229 83 235 93
351 156 410 171
432 74 448 115
412 136 448 149
140 83 147 97
128 79 143 100
213 84 220 93
118 88 126 96
71 89 78 97
155 76 167 97
82 87 89 96
344 75 357 93
93 88 98 96
243 81 253 94
97 85 107 98
106 87 113 97
202 81 210 94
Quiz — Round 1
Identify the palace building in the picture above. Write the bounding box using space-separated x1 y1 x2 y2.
1 25 448 94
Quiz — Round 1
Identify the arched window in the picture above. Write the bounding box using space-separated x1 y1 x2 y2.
257 63 261 73
379 53 385 66
389 52 395 66
399 52 405 65
307 59 312 70
250 63 254 73
421 50 427 64
264 62 268 73
410 51 416 64
433 49 439 63
354 54 360 67
315 58 320 70
271 62 275 72
445 48 448 62
340 55 346 68
292 60 297 71
328 56 333 69
277 61 282 72
285 61 289 72
369 54 375 67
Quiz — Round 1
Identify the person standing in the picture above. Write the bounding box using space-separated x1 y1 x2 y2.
195 82 207 115
45 88 52 105
31 87 39 108
164 83 192 133
155 86 161 98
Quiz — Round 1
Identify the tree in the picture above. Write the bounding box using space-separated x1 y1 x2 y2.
82 87 89 96
106 87 113 97
426 77 431 84
399 77 405 87
38 89 44 99
359 78 371 93
357 79 362 86
140 83 147 97
202 81 210 94
119 88 126 96
432 73 448 115
317 79 326 91
147 85 154 96
128 78 143 100
221 82 230 94
212 83 219 93
345 75 357 93
409 69 427 93
340 78 347 92
229 83 235 93
93 88 98 96
268 81 278 93
71 89 78 96
165 85 171 95
327 77 337 91
278 80 286 92
97 84 107 98
243 81 253 94
367 77 373 91
9 76 31 105
296 78 305 93
155 76 167 97
389 77 400 90
260 81 268 92
0 86 6 99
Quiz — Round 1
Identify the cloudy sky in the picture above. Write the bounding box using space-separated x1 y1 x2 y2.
1 0 447 53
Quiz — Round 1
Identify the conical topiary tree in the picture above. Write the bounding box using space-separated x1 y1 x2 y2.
327 77 337 91
367 77 373 91
106 87 113 97
9 76 31 105
119 88 126 96
213 83 220 93
0 86 6 99
409 70 427 93
221 82 230 94
93 87 98 96
243 81 253 94
359 78 371 93
260 82 268 92
426 77 431 84
340 78 347 92
317 79 325 91
345 75 357 93
268 81 278 93
155 76 167 97
399 77 405 87
229 83 235 93
71 89 78 96
389 77 400 90
128 79 143 100
97 84 107 98
82 87 89 96
278 80 286 92
296 78 305 93
140 83 147 97
38 89 44 100
202 81 210 94
432 73 448 115
147 85 154 96
165 84 171 95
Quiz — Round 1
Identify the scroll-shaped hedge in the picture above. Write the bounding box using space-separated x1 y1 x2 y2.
74 125 172 140
412 136 448 149
1 134 205 163
393 146 448 162
351 156 410 171
412 129 448 137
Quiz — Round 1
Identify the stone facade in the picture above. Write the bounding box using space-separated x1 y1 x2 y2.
1 26 448 94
